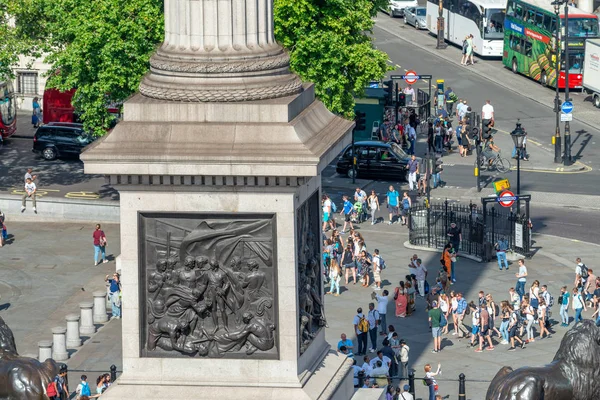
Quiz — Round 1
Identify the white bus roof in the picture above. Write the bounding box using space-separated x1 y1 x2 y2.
514 0 597 17
467 0 507 9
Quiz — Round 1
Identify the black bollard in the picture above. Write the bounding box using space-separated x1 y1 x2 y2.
357 370 365 388
110 364 117 382
458 373 466 399
408 369 415 397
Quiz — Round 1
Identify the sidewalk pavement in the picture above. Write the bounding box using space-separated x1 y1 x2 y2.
0 222 120 356
14 110 37 138
374 13 600 130
323 222 599 399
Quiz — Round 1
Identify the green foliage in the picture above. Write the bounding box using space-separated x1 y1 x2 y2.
43 0 163 132
274 0 391 117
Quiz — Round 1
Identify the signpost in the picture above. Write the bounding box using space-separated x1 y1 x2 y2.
561 101 574 114
497 190 517 208
492 179 510 194
403 71 420 85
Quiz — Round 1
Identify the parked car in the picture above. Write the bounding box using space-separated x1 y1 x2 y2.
388 0 418 18
32 122 95 161
336 141 414 180
404 6 427 29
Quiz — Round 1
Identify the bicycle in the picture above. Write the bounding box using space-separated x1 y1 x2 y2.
475 152 511 173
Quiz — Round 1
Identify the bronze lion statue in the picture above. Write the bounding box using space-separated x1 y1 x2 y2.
0 316 59 399
486 319 600 400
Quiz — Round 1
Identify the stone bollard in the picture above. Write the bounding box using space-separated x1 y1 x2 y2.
38 340 53 362
93 291 109 323
51 326 68 361
79 301 96 335
65 314 82 348
105 281 112 310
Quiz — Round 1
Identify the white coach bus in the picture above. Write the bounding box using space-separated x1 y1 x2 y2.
426 0 507 57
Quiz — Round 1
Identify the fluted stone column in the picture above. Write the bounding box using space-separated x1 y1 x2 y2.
51 327 68 361
38 340 53 362
66 314 82 348
139 0 302 102
93 291 109 323
79 301 96 335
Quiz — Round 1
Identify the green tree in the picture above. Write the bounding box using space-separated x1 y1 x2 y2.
42 0 163 131
274 0 391 117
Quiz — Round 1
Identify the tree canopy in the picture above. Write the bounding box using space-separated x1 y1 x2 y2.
1 0 389 132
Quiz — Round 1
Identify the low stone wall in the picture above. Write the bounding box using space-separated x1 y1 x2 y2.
0 194 119 223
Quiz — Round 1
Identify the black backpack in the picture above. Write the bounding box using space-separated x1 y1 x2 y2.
580 264 589 279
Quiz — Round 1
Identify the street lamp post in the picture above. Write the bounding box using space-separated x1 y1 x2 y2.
563 2 572 166
436 0 447 49
511 120 526 215
552 0 562 163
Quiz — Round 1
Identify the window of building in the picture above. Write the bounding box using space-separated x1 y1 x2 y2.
16 71 38 95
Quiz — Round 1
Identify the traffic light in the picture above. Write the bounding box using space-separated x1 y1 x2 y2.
482 119 492 139
354 111 366 131
398 93 406 107
383 80 393 104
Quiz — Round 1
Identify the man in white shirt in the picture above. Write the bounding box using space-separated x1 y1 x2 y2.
403 85 415 105
367 303 380 352
481 99 495 127
22 177 37 214
456 99 467 120
374 290 389 335
24 168 37 183
351 360 362 387
369 350 391 369
399 385 415 400
322 194 333 232
361 355 373 377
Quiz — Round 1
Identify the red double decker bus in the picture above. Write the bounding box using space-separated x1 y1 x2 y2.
0 81 17 138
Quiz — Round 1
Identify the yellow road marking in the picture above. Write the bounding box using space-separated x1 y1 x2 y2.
65 191 100 200
11 188 60 198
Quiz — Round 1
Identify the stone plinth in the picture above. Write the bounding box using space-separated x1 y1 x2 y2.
79 301 96 335
38 340 53 362
93 291 109 323
66 314 82 348
51 326 68 361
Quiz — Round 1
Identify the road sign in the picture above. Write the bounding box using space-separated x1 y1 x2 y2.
561 101 574 114
493 179 510 194
560 113 573 122
497 190 517 207
403 70 420 84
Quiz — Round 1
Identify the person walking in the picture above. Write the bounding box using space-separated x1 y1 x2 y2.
523 299 535 343
400 192 411 226
444 87 457 114
322 194 334 232
374 289 389 335
507 305 526 351
407 155 419 191
339 195 355 233
367 190 380 225
495 237 509 270
428 301 443 353
446 222 461 253
342 242 357 285
481 100 495 128
515 259 528 301
434 121 443 153
105 273 122 319
454 293 469 338
354 187 368 223
326 259 342 296
354 307 369 356
460 36 469 65
21 177 37 214
427 121 435 154
372 249 385 291
466 34 476 65
386 186 399 225
572 287 586 323
537 298 551 339
406 123 417 155
559 285 570 326
93 224 108 266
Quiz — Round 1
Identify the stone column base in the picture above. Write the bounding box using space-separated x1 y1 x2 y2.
99 351 353 400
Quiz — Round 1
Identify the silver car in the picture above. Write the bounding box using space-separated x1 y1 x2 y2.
404 6 427 29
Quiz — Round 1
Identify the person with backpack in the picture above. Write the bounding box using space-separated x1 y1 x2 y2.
372 249 386 291
575 257 588 292
572 287 586 323
444 87 458 114
559 285 570 326
76 375 92 400
46 375 60 400
424 363 441 400
507 305 526 351
353 307 369 356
